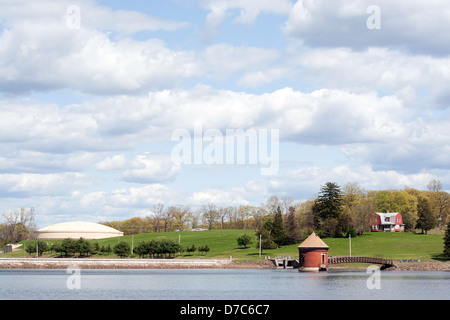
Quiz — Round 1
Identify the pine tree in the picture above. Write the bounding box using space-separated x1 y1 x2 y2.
416 196 435 234
285 206 301 244
271 206 286 246
255 217 277 250
444 223 450 259
312 182 344 237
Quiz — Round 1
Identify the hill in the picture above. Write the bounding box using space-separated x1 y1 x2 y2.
95 229 445 262
4 229 446 262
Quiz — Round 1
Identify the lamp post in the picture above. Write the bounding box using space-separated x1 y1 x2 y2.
349 234 352 257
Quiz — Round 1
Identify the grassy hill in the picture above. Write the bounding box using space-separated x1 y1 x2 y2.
5 229 446 262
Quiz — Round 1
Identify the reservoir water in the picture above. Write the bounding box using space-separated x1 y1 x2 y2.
0 268 448 300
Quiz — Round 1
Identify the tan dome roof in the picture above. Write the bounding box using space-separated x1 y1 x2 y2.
37 221 123 240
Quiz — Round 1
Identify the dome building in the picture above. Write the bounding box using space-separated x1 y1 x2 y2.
36 221 123 240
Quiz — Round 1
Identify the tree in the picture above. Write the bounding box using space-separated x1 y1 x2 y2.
201 203 220 230
271 206 286 246
77 238 91 256
61 238 77 256
114 241 131 257
1 207 36 245
198 244 210 255
313 182 344 220
236 233 252 248
416 196 435 234
312 182 345 237
25 240 49 256
186 243 196 255
120 217 146 235
255 216 277 250
426 180 450 227
134 241 148 258
284 206 301 244
444 223 450 259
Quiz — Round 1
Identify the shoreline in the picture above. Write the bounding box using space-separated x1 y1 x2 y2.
0 258 275 270
0 258 449 271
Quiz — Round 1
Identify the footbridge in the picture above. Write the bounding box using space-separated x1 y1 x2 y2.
328 256 396 270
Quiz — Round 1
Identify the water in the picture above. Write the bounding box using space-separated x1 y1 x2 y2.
0 268 449 300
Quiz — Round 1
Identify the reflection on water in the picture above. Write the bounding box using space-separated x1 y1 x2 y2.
0 269 448 300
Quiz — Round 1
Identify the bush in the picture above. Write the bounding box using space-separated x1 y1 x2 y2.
113 241 131 258
236 234 252 248
198 244 210 255
134 239 183 258
25 240 49 256
186 244 196 255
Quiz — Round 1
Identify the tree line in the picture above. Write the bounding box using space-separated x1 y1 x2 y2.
1 180 449 247
100 180 449 239
22 237 210 259
24 238 111 257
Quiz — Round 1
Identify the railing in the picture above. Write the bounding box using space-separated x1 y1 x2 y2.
328 256 394 268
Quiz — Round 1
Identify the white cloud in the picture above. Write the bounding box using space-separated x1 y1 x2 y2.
0 0 195 94
195 0 294 40
188 188 250 206
248 165 440 201
284 0 450 55
95 154 127 171
122 153 180 183
4 85 446 174
0 172 92 197
288 46 450 107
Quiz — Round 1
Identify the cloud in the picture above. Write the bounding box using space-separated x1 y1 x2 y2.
122 153 181 184
288 46 450 107
0 0 187 34
196 0 294 41
4 85 447 176
284 0 450 55
247 165 441 201
0 172 92 197
75 184 184 209
95 154 127 171
0 0 195 95
188 188 250 206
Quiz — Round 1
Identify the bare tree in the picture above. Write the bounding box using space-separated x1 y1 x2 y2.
1 207 36 243
151 203 165 232
201 202 220 230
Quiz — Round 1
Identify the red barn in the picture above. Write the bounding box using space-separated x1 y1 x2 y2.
298 232 329 272
369 212 404 232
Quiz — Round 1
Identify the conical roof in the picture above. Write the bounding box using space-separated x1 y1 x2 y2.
298 232 329 249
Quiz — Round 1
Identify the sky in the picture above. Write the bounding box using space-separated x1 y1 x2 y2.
1 0 450 227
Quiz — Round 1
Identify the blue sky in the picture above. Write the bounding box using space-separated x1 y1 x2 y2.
1 0 450 227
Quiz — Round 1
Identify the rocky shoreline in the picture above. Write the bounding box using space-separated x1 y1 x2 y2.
394 261 450 271
0 258 275 270
0 258 448 271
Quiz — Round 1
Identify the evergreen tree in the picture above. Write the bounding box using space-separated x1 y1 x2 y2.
271 206 286 246
416 196 435 234
285 206 301 245
113 241 131 257
443 223 450 259
236 233 252 248
312 182 344 237
255 216 277 249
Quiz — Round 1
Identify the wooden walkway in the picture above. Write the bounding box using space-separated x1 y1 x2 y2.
328 256 396 270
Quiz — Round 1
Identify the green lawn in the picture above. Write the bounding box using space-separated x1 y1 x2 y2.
5 230 446 262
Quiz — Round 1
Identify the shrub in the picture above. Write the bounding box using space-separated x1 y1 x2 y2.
236 234 252 248
113 241 131 258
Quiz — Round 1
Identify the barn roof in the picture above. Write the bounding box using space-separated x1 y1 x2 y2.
298 232 329 249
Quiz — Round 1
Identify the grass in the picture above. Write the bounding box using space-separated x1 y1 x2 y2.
4 230 447 262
